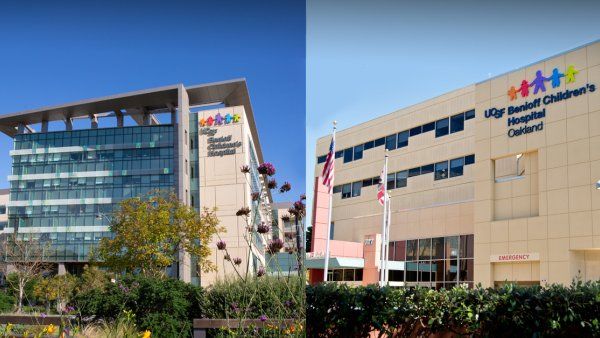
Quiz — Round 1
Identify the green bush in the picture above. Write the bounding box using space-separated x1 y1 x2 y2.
306 281 600 337
0 290 14 313
73 275 205 337
205 275 304 321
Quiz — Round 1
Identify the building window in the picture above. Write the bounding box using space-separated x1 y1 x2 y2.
449 157 464 177
409 126 422 136
332 185 342 194
465 154 475 165
408 167 421 177
330 222 335 240
465 109 475 120
362 178 374 187
374 137 385 147
0 205 5 214
351 181 362 197
343 148 353 163
335 150 343 159
385 134 397 151
421 164 434 175
434 161 448 180
387 173 396 190
435 118 449 137
397 130 409 148
353 144 364 161
341 184 351 199
395 170 408 188
317 155 327 164
422 122 435 133
364 140 374 150
450 113 465 133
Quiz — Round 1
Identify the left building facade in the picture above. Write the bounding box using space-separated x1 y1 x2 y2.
0 79 273 286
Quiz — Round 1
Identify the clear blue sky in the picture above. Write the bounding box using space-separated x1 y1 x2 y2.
0 0 305 202
306 0 600 226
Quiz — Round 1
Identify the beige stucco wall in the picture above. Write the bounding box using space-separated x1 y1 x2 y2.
197 105 270 286
315 85 476 249
473 41 600 286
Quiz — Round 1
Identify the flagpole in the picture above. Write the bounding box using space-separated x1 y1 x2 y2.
379 151 389 287
323 121 337 282
384 195 392 284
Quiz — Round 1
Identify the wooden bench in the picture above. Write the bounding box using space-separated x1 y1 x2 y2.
193 318 300 338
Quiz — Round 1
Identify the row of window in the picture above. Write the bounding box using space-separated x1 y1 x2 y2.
14 125 174 150
12 159 173 176
388 235 474 262
2 232 114 262
327 268 364 282
334 154 475 199
13 147 174 164
317 110 475 164
10 203 115 217
10 182 172 202
11 174 173 191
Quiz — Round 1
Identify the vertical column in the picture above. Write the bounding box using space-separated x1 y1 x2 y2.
41 120 49 133
177 85 191 283
90 114 98 129
115 110 124 127
17 123 25 134
64 118 73 131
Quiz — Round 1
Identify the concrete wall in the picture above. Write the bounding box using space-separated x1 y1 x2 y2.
197 106 258 286
473 41 600 286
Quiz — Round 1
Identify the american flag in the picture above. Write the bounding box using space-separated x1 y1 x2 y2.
377 167 386 205
321 136 335 193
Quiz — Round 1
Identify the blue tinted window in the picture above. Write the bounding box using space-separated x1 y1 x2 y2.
434 161 448 180
465 154 475 165
421 164 434 174
385 134 397 151
364 141 374 150
335 150 343 159
410 126 422 136
449 157 464 177
353 144 364 161
465 109 475 120
341 183 351 199
317 155 327 164
422 122 435 133
396 170 408 188
362 178 373 187
333 185 342 194
450 113 464 133
387 173 396 190
435 118 449 137
408 167 421 177
343 148 353 163
374 137 385 147
351 181 362 197
397 131 409 148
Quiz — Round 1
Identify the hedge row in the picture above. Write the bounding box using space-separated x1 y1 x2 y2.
306 281 600 337
73 274 304 337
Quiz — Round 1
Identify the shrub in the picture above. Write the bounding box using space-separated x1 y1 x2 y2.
0 290 14 313
306 281 600 337
205 276 304 321
73 275 205 337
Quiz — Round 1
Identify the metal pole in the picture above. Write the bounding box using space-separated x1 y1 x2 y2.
323 121 337 282
379 152 389 287
384 195 392 285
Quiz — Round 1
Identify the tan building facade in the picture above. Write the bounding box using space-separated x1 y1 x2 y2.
309 40 600 288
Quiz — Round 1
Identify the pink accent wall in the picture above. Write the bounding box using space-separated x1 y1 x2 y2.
310 176 363 258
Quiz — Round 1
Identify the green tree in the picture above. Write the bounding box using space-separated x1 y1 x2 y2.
97 192 223 278
34 274 78 313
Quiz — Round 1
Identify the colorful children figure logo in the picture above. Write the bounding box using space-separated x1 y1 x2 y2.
507 65 578 100
530 70 547 94
199 113 241 127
